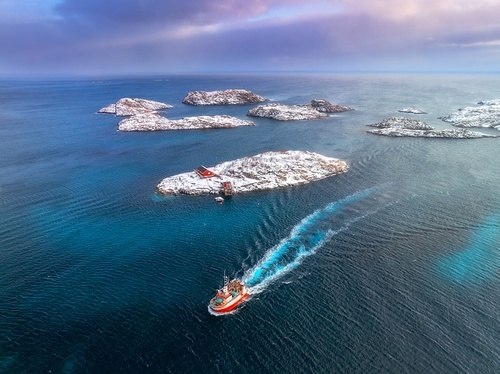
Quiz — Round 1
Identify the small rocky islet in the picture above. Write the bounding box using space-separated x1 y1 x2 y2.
247 103 329 121
398 107 427 114
304 99 354 113
156 150 348 196
247 99 353 121
98 97 173 116
117 114 254 132
182 89 267 105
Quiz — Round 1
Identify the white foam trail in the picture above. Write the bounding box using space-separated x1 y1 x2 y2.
242 188 384 292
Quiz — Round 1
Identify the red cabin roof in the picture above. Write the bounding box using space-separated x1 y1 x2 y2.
195 165 216 178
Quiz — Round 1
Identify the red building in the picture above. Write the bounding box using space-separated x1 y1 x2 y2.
221 181 234 195
195 165 216 178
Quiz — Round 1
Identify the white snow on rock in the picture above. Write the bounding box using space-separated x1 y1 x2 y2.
477 99 500 105
369 127 496 138
157 150 348 195
441 100 500 130
398 107 427 114
368 117 433 130
118 113 254 131
182 89 267 105
98 98 173 116
247 103 328 121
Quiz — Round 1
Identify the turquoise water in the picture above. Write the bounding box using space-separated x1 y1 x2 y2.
437 212 500 284
0 74 499 373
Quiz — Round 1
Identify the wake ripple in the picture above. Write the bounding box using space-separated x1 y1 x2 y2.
242 187 387 293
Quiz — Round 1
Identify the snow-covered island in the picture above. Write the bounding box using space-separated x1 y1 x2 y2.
182 89 267 105
398 108 427 114
98 97 253 131
303 99 353 113
247 103 329 121
367 117 497 138
156 150 348 195
118 113 254 131
98 98 173 116
247 99 353 120
440 100 500 130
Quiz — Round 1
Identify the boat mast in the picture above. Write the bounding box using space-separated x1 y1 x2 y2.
223 271 229 293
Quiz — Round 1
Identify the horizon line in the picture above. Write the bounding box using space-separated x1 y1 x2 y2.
1 69 499 80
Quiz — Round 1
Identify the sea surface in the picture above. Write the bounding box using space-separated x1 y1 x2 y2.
0 74 499 373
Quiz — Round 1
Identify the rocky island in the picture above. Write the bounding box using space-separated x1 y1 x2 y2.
247 99 353 121
247 103 329 121
98 98 173 116
398 108 427 114
367 117 497 138
440 99 500 130
118 113 254 131
182 89 267 105
156 150 348 195
303 99 353 113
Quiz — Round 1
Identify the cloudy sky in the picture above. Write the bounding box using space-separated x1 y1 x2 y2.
1 0 500 75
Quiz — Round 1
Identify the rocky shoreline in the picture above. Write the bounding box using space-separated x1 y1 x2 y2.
367 117 497 138
156 150 348 195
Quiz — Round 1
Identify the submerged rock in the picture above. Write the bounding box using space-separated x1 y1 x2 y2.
182 89 267 105
247 103 328 121
117 113 254 131
303 99 353 113
98 98 173 116
367 116 497 138
440 100 500 130
157 150 348 195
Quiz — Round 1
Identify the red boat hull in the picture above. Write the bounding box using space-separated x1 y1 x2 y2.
209 292 249 314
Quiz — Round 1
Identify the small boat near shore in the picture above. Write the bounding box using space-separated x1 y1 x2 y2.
209 276 249 314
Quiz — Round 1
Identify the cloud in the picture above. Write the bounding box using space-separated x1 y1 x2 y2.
344 0 500 18
1 0 500 74
54 0 308 27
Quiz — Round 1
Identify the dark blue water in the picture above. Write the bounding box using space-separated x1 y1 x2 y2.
1 74 499 373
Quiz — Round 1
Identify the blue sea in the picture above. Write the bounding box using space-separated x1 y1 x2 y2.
1 74 499 373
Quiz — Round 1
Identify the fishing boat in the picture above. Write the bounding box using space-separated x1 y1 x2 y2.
209 275 249 314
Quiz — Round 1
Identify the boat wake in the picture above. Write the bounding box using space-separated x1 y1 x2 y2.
242 187 389 294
